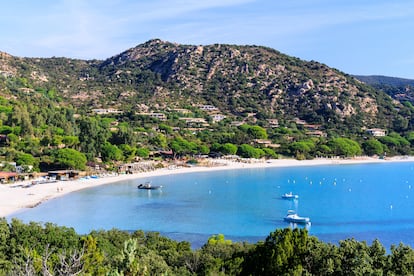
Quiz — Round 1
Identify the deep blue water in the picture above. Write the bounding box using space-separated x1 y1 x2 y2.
8 162 414 249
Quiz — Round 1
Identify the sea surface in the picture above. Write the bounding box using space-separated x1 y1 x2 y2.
8 162 414 249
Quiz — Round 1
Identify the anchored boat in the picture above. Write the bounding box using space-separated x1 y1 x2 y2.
281 192 299 199
137 182 162 190
283 210 310 224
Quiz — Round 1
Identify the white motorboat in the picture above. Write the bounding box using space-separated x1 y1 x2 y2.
284 210 310 224
281 192 299 199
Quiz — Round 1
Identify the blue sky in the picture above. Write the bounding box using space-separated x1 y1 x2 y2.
1 0 414 78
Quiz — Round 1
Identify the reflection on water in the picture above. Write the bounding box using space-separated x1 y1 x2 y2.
286 222 312 231
137 189 163 198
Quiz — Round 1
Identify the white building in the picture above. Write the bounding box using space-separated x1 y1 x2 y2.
211 114 226 123
366 128 386 137
92 108 122 115
137 112 167 121
198 105 218 112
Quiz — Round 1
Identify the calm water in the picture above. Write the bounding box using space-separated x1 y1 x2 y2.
8 162 414 249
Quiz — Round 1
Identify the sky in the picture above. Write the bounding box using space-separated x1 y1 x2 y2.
1 0 414 78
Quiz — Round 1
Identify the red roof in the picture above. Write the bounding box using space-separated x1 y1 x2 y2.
0 172 17 178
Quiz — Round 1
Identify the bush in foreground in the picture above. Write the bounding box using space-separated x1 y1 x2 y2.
1 218 413 275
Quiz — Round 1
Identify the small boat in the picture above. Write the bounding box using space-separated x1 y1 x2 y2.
137 182 162 190
281 192 299 199
284 210 310 224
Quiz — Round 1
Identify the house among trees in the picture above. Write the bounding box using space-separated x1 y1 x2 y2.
253 139 280 148
92 108 123 115
304 124 322 131
137 112 167 121
186 127 208 133
47 170 80 181
150 150 174 159
294 118 307 125
117 161 156 174
0 171 17 183
253 139 272 146
198 104 219 113
179 117 209 127
306 130 327 137
170 108 191 114
366 128 387 137
266 119 279 128
211 114 226 123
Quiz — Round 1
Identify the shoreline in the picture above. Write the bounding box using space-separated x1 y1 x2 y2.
2 156 414 218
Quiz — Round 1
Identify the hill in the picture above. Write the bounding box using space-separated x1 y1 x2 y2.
1 39 414 170
0 39 408 132
354 75 414 104
353 75 414 87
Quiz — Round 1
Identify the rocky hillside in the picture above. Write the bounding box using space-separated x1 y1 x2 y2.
354 75 414 105
354 75 414 87
0 39 410 132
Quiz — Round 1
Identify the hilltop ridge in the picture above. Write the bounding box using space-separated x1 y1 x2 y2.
0 39 411 133
1 39 414 171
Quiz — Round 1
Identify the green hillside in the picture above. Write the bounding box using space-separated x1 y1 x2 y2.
354 75 414 104
1 40 414 171
2 40 408 130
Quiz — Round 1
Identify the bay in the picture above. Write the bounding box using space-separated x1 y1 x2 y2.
9 162 414 249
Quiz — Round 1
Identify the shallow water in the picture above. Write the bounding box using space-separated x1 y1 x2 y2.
9 162 414 249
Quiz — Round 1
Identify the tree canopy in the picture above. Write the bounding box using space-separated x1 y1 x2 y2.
328 138 362 157
53 148 87 170
1 219 414 275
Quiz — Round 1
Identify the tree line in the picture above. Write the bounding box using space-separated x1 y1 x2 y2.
1 219 414 275
1 89 414 173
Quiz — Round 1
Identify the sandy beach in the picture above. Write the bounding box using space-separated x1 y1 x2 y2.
1 156 413 218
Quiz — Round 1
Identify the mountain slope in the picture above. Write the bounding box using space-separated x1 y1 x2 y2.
0 39 410 133
354 75 414 104
354 75 414 87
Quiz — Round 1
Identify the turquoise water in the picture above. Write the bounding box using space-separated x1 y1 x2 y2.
8 162 414 248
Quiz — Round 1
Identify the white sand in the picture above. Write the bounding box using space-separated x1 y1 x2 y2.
1 156 413 218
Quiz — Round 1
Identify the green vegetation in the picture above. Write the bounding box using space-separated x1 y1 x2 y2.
1 40 414 171
2 39 414 275
328 138 362 157
363 139 385 156
354 75 414 105
0 219 413 275
0 83 414 172
53 148 87 170
237 144 265 159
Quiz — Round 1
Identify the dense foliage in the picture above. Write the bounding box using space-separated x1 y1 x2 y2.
1 219 414 275
1 82 414 173
2 41 414 172
3 40 414 275
354 75 414 105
